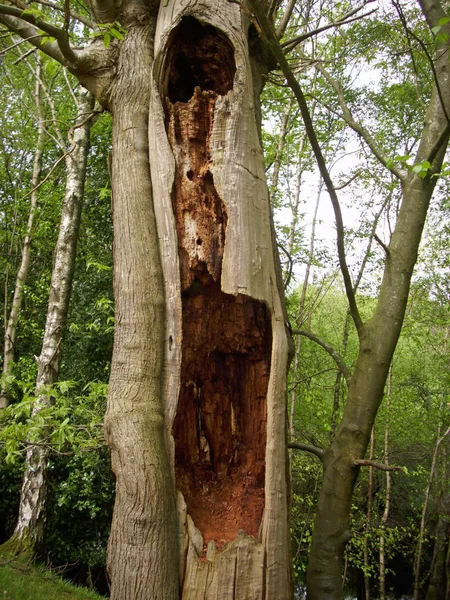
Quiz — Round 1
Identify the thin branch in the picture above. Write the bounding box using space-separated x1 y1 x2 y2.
393 0 450 125
282 7 378 54
353 459 403 472
288 441 324 461
36 0 95 29
277 241 293 289
0 31 42 54
276 0 296 39
245 0 363 333
292 328 351 386
317 64 407 181
374 234 389 255
334 169 362 190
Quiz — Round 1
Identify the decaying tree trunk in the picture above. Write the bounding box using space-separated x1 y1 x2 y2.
148 3 292 598
2 89 95 556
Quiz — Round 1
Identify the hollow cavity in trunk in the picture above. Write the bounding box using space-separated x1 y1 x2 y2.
164 17 272 549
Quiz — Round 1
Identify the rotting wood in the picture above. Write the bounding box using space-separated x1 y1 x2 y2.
149 2 292 598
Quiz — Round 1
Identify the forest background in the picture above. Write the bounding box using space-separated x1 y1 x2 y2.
0 0 449 599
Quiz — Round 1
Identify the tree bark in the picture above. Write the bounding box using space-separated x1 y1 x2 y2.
305 4 450 593
102 15 180 600
1 88 95 556
148 2 292 598
379 366 392 600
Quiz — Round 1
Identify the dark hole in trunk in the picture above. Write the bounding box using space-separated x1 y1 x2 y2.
164 16 271 548
164 16 236 103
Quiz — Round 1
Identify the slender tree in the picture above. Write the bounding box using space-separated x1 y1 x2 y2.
1 55 45 408
2 87 95 556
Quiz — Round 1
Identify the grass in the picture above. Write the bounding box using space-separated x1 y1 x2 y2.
0 554 105 600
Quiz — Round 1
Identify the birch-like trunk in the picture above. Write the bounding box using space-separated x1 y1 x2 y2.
0 57 45 409
414 423 450 600
425 490 449 599
147 2 292 598
3 89 95 555
363 427 374 600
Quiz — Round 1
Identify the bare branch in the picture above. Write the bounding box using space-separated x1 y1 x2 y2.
288 441 324 461
245 0 363 333
316 65 407 181
276 0 296 39
36 0 95 29
291 328 351 386
374 234 389 255
282 5 378 54
353 459 403 472
394 0 450 125
334 169 362 190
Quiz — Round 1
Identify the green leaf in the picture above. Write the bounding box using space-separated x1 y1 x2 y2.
103 33 111 48
21 8 43 19
110 28 125 41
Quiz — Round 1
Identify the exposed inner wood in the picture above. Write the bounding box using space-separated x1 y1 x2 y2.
164 17 272 547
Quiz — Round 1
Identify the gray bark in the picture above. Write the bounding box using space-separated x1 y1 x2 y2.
9 89 95 554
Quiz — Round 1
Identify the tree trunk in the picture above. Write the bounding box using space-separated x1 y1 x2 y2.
0 0 292 598
102 16 180 600
306 13 450 592
425 491 450 600
1 88 95 556
414 423 450 600
146 2 292 598
379 367 392 600
363 427 374 600
0 56 45 409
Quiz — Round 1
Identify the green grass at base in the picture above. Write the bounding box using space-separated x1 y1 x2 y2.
0 555 105 600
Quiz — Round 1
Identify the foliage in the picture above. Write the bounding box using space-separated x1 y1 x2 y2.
0 555 104 599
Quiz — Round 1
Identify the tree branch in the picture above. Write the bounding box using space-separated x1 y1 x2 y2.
353 459 403 472
276 0 296 39
282 4 378 54
245 0 363 333
0 14 65 63
291 328 351 386
316 64 407 181
288 441 324 461
34 0 95 29
0 5 78 64
374 234 389 255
